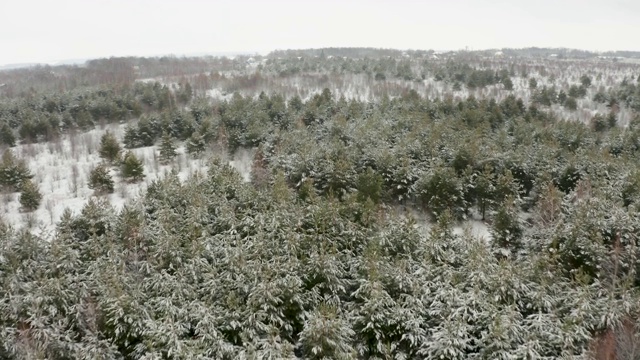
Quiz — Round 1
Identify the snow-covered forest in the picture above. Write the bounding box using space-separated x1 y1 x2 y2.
1 47 640 358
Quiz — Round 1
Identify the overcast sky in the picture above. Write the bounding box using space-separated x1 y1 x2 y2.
1 0 639 65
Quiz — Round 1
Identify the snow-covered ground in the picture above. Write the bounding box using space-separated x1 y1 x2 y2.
393 206 493 244
3 122 253 239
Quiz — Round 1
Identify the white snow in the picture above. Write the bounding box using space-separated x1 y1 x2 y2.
393 205 493 245
3 122 253 239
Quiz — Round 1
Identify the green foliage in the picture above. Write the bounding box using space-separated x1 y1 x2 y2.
88 164 115 194
593 90 608 103
176 81 193 104
123 125 139 148
471 165 495 219
417 166 468 219
3 52 640 359
299 304 355 359
532 86 555 106
568 84 587 98
356 167 383 204
18 179 41 211
491 203 523 251
0 150 32 191
186 130 206 157
120 151 144 182
564 96 578 110
158 132 177 164
98 130 122 164
0 123 15 147
123 115 163 148
591 114 611 132
502 77 514 91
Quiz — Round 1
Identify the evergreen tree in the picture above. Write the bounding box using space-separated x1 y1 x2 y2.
417 166 468 219
74 109 94 130
123 125 139 148
472 165 496 220
19 179 42 211
158 132 177 164
607 111 617 128
0 150 32 191
186 131 205 157
250 147 269 187
564 97 578 110
502 77 514 91
557 89 568 104
356 167 383 204
591 114 608 132
299 304 355 359
177 81 193 104
136 116 157 146
98 130 122 164
0 123 16 147
121 151 144 182
288 95 303 112
491 203 522 252
88 165 115 194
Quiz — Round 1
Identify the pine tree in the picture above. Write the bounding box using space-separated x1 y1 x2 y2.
502 77 514 91
19 179 42 211
98 131 122 164
88 165 115 194
0 123 16 147
158 132 177 164
299 304 355 359
417 166 468 219
491 202 522 252
186 131 205 157
356 167 383 204
250 147 269 187
123 125 139 148
177 82 193 104
564 97 578 111
121 151 144 182
0 150 32 191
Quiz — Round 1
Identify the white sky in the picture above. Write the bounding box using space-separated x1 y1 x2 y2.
1 0 639 65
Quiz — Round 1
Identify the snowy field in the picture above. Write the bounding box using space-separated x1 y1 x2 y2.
2 122 254 238
393 206 492 244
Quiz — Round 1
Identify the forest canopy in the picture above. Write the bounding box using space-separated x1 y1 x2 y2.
1 48 640 358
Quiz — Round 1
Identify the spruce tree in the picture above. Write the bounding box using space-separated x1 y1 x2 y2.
121 151 144 182
98 131 122 164
491 202 522 252
88 165 115 194
123 125 139 149
158 132 177 164
0 150 32 191
356 167 383 204
186 131 206 157
502 77 514 90
19 179 42 211
0 123 16 147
